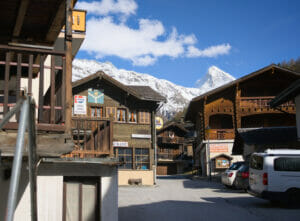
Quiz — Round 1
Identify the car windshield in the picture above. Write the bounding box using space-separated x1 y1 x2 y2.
229 162 244 170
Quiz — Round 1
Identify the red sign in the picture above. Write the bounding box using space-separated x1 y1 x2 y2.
210 144 228 153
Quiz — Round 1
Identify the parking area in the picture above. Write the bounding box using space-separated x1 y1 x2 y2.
119 176 300 221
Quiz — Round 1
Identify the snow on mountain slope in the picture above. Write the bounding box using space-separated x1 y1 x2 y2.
72 59 235 118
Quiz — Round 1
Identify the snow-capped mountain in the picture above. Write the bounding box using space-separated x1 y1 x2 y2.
196 66 235 92
72 59 235 118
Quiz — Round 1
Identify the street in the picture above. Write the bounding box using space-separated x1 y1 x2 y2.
119 176 300 221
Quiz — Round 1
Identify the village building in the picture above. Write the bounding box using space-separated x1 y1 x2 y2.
71 72 166 185
185 64 300 176
0 1 118 220
156 122 192 175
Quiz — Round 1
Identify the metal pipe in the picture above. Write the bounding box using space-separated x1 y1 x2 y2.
27 97 38 221
0 98 24 129
5 99 29 221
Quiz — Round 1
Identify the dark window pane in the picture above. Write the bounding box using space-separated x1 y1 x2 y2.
274 158 300 171
250 156 263 170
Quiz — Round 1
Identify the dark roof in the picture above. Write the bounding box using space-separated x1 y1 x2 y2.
127 86 166 102
232 127 300 155
185 64 300 121
211 154 233 160
157 121 188 134
72 71 165 102
270 79 300 108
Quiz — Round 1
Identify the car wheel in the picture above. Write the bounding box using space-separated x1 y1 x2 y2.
287 189 300 205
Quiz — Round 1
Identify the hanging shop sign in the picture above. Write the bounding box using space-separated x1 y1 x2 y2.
132 134 152 139
113 141 129 147
155 117 163 130
74 95 87 115
88 88 104 104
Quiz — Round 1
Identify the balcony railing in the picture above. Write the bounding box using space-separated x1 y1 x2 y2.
239 97 295 109
0 45 66 131
63 117 113 158
206 129 235 140
158 136 185 144
157 152 182 160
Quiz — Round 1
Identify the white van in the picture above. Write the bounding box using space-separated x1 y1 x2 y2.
248 149 300 203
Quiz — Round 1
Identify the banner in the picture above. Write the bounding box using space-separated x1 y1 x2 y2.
74 95 87 115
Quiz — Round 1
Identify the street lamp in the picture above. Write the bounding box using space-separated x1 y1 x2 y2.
205 126 212 181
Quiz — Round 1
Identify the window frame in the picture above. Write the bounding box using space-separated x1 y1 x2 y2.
115 147 133 170
138 111 151 124
117 108 127 122
128 110 137 123
134 148 150 170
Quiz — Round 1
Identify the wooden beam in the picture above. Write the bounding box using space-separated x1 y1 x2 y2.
12 0 30 39
46 0 66 43
65 0 73 134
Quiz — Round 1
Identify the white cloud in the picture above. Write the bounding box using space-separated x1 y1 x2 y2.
76 0 137 17
187 44 231 58
78 0 232 66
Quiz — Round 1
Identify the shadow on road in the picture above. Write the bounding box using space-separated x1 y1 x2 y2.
157 175 192 180
119 198 300 221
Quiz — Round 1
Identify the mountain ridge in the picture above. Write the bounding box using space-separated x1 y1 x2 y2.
72 59 235 118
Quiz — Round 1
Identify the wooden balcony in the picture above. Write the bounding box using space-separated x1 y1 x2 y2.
239 97 295 109
158 136 185 144
157 150 182 160
63 117 113 158
0 45 66 132
206 129 235 140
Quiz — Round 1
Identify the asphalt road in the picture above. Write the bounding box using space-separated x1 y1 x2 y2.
119 176 300 221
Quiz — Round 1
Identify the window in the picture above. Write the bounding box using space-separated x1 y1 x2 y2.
90 106 103 118
115 147 133 169
117 108 126 122
139 111 150 124
106 107 116 119
135 148 150 170
274 157 300 172
128 110 137 123
250 155 264 170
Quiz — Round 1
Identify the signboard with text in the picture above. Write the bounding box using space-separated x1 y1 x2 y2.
74 95 87 115
113 141 129 147
210 144 228 153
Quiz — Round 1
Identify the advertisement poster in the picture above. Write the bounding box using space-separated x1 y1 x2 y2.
74 95 87 115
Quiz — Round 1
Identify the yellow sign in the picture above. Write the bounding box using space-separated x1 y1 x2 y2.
155 117 163 130
72 10 86 32
63 10 86 32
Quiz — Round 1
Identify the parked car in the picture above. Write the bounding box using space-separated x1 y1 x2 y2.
221 161 245 188
234 164 249 191
248 149 300 204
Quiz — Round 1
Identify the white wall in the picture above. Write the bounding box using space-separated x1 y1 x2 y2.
14 176 63 221
296 95 300 140
101 167 118 221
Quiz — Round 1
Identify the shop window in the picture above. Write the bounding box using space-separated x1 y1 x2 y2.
139 111 150 124
115 147 133 169
106 107 116 120
117 108 126 122
90 106 103 118
128 110 137 123
135 148 150 170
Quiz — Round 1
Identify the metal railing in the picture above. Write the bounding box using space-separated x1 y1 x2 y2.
0 96 38 221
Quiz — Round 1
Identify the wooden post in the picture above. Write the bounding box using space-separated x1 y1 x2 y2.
38 55 45 123
16 53 22 121
65 0 73 134
109 117 114 157
28 54 33 95
4 52 10 115
50 56 56 124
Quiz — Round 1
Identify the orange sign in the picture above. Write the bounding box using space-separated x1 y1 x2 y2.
209 144 228 153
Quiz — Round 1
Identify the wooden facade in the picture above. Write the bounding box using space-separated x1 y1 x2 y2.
72 72 165 171
156 122 188 175
186 65 299 146
185 65 300 175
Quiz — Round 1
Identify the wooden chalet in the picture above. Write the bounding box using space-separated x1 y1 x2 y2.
0 1 119 220
156 122 189 175
72 71 166 185
185 64 300 176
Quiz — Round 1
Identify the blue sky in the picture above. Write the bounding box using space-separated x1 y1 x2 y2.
76 0 300 87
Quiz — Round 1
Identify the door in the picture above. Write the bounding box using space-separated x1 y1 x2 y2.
63 177 100 221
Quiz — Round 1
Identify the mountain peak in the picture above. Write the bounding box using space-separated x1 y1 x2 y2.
72 59 235 119
196 65 235 92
